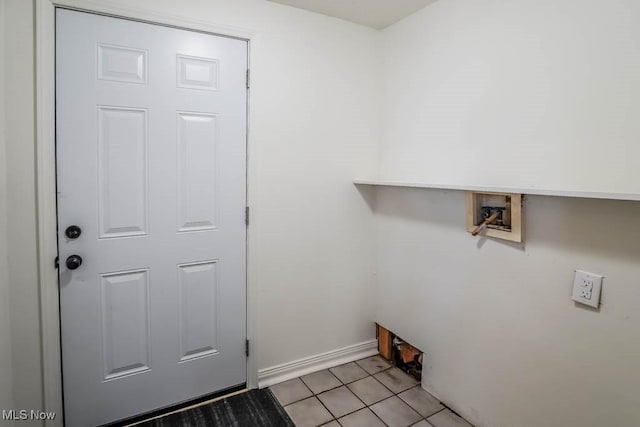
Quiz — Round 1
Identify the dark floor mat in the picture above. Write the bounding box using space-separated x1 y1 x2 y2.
136 389 294 427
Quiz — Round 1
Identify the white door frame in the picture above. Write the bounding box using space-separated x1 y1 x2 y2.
35 2 256 425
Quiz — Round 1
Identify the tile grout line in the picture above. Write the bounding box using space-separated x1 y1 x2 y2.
305 360 394 426
288 375 316 406
371 366 426 423
347 361 439 426
278 356 450 427
426 406 448 419
338 368 391 426
310 369 341 425
320 360 397 426
332 376 387 426
330 360 393 425
327 367 390 427
293 365 358 415
284 360 398 426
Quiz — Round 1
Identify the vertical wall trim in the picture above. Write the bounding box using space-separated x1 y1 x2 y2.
0 0 16 417
35 1 63 426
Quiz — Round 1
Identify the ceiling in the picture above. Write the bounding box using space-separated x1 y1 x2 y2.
267 0 438 30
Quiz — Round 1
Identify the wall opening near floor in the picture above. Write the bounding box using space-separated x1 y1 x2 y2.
377 324 423 382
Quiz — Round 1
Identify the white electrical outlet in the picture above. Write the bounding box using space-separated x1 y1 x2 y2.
572 270 603 308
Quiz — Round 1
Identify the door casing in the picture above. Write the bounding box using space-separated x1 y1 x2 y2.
35 2 257 426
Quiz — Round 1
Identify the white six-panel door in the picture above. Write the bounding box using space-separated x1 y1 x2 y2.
56 9 247 426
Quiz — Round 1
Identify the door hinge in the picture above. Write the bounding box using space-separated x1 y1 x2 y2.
245 339 250 357
54 256 59 269
245 206 249 226
246 69 250 89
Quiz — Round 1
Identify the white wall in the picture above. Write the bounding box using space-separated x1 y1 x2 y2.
0 1 15 423
374 189 640 427
378 0 640 195
4 1 44 424
373 1 640 426
2 0 379 417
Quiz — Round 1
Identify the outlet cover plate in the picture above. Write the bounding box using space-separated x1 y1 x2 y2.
572 270 603 308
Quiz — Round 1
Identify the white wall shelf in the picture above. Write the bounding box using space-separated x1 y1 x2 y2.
353 179 640 202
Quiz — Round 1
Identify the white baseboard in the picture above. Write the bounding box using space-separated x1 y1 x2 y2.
257 340 378 388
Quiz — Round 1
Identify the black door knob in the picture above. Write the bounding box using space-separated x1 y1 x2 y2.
66 255 83 270
65 225 82 239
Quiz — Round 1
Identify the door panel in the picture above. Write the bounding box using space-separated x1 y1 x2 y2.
100 269 151 380
56 9 247 426
178 261 219 361
97 106 149 238
176 111 219 232
177 55 219 90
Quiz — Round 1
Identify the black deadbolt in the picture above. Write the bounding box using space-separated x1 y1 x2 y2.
66 255 83 270
65 225 82 239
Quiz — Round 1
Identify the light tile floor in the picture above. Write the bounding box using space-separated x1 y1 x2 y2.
270 355 474 427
